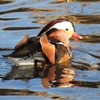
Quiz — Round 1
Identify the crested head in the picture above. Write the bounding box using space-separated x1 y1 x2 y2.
38 19 74 36
38 19 82 39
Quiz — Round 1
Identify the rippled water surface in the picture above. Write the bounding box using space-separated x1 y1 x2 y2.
0 0 100 100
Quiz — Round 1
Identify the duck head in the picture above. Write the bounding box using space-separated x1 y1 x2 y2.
38 19 82 39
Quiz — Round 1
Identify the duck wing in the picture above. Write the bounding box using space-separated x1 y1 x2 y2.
15 34 29 49
3 35 41 58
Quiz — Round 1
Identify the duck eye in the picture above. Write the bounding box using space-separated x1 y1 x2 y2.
66 28 69 31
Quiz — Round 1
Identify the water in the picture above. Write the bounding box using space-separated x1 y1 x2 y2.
0 0 100 100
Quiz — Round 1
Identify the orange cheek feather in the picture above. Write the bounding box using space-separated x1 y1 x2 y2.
40 34 55 64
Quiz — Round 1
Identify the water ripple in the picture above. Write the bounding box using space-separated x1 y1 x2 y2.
0 17 19 20
31 15 100 24
0 0 14 4
0 7 59 15
71 35 100 43
3 26 40 30
0 0 100 99
70 15 100 24
75 0 100 2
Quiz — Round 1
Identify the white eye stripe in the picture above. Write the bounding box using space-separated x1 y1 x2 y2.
50 21 74 31
42 21 74 35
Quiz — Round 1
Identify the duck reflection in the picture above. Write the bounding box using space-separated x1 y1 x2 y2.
3 60 77 88
3 61 100 88
41 61 76 88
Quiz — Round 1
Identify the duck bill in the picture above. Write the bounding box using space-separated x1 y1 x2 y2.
72 32 82 39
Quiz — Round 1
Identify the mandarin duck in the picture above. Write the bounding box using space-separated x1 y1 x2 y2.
3 19 82 66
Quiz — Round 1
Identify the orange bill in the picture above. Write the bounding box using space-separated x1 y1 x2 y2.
72 32 82 39
40 34 55 64
15 34 29 49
